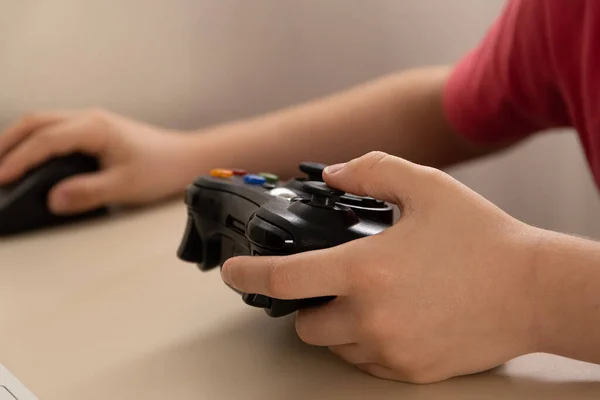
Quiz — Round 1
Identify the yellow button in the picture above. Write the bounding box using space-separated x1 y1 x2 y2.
210 168 233 178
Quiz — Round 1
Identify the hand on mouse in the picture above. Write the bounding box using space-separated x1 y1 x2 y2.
0 109 200 214
221 151 545 383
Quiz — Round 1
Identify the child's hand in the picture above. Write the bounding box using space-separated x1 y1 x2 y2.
0 109 196 214
222 151 543 383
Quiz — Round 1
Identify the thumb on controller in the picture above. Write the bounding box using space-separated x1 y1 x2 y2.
323 151 424 208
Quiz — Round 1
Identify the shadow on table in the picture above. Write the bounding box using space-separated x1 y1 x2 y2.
74 311 600 400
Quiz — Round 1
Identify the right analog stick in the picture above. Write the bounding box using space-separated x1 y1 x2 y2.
303 181 344 207
299 162 327 181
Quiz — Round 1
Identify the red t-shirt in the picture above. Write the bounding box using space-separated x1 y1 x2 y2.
443 0 600 187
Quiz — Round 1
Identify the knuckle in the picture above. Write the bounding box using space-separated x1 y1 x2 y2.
222 260 243 288
356 309 394 342
87 108 107 118
361 151 390 172
33 128 60 149
363 150 389 162
114 165 132 184
377 345 412 368
346 262 370 292
408 374 438 385
374 348 438 384
346 255 393 293
351 151 401 199
399 364 438 384
19 113 38 127
344 151 390 179
294 314 317 344
70 180 107 207
265 259 292 298
120 168 136 190
86 108 110 126
76 180 101 199
420 165 449 184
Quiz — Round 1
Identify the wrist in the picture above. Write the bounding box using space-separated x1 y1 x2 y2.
171 128 221 173
532 229 573 356
530 228 600 362
513 226 550 355
503 225 549 357
154 129 215 197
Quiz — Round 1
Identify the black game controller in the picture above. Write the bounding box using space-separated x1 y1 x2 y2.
177 162 394 317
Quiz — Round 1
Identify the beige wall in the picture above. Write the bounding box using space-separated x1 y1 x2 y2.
1 0 598 237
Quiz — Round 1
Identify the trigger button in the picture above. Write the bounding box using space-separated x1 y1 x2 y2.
243 293 272 309
177 214 204 263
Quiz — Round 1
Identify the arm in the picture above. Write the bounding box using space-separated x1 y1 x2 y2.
178 66 513 180
180 0 570 182
0 1 565 214
535 231 600 364
0 65 502 214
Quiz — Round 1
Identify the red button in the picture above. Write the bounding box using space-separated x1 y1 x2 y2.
232 169 247 176
210 168 233 178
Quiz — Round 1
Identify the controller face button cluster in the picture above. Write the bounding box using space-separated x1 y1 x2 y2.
210 168 280 187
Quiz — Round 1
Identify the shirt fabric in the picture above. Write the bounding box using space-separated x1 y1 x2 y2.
443 0 600 187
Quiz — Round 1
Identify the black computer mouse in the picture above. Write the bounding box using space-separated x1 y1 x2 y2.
0 153 109 236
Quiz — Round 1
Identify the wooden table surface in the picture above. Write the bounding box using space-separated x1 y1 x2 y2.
1 200 599 399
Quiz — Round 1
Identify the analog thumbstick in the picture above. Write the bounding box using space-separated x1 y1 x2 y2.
299 162 327 181
302 181 344 207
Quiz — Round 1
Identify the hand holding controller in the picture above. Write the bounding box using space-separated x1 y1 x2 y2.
177 162 394 317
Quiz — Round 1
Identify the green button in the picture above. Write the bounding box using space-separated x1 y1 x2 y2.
258 172 278 183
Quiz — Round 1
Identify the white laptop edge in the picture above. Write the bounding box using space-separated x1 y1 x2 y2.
0 364 38 400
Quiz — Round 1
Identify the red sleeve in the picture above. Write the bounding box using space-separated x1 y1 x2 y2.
442 0 570 144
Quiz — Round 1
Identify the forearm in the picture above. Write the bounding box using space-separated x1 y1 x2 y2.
180 66 504 180
534 229 600 364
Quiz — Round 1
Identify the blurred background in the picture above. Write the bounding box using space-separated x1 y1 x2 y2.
1 0 598 237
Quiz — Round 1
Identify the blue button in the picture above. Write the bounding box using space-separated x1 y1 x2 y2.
243 174 267 185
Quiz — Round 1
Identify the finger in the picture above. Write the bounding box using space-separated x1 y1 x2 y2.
0 111 74 157
0 117 106 183
47 169 121 214
322 151 429 209
355 363 399 380
221 244 357 300
294 299 355 346
329 343 379 365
